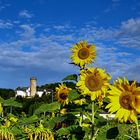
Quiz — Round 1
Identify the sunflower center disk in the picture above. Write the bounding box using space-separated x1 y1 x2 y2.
59 92 67 100
78 48 90 59
119 94 134 110
85 75 103 91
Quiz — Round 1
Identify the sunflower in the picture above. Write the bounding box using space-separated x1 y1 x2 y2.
76 67 111 101
106 77 140 123
25 124 54 140
97 95 104 108
60 108 67 115
73 98 86 105
70 41 96 68
55 84 71 105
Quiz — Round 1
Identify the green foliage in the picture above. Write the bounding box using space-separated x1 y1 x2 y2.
0 84 138 140
0 96 4 103
62 74 78 82
28 102 43 116
3 98 22 108
18 115 39 125
34 102 61 115
95 116 107 128
56 127 70 137
11 125 26 139
56 125 85 140
0 88 15 99
39 82 60 91
46 116 66 129
96 121 136 140
68 90 80 101
15 94 53 115
63 81 76 89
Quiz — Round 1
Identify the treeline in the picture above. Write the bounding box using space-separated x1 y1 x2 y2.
0 88 15 99
16 81 76 92
38 81 76 91
0 81 76 114
0 80 139 101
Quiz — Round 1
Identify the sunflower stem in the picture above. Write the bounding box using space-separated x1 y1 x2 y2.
91 101 95 140
79 112 82 126
124 134 135 140
92 101 94 124
136 119 140 140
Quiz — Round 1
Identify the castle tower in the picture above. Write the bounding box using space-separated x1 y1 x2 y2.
30 77 37 97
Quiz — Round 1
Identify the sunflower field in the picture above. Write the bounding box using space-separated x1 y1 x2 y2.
0 41 140 140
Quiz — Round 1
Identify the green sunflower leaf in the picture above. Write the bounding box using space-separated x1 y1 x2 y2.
68 90 80 101
62 74 78 82
56 128 70 136
34 102 61 114
11 126 23 135
3 98 22 108
0 97 4 103
106 127 119 139
18 115 38 125
46 116 66 129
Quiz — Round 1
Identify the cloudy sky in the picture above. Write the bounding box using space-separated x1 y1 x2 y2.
0 0 140 89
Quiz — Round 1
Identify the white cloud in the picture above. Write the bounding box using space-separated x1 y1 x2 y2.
114 18 140 49
76 19 140 82
19 24 35 39
53 24 71 31
0 42 77 83
125 58 140 81
0 20 13 29
19 10 33 18
0 18 140 88
53 25 66 30
80 17 140 49
0 29 75 73
120 18 140 36
117 37 140 48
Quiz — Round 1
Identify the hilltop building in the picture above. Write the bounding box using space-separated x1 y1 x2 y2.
15 77 52 98
30 77 37 97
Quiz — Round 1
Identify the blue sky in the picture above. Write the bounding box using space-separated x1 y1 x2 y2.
0 0 140 89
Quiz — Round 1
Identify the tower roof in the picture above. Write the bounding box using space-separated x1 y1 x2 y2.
30 77 37 80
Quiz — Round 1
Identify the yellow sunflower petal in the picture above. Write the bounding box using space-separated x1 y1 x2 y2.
77 67 110 101
106 77 140 123
129 110 137 122
55 84 71 105
70 41 96 68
